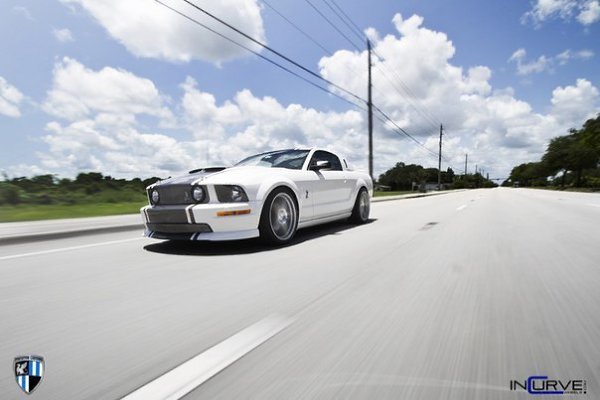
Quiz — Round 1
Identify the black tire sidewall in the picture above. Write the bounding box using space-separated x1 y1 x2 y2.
259 187 298 244
350 187 369 224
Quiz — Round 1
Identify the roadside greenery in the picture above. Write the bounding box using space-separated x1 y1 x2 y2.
0 202 146 222
377 163 496 191
373 190 414 197
0 172 161 221
505 114 600 189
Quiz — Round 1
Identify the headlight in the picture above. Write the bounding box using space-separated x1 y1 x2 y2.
215 185 249 202
151 189 159 205
192 186 205 202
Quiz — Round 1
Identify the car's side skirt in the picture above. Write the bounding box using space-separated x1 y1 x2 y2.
297 212 352 229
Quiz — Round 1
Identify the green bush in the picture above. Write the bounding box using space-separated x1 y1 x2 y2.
0 183 23 205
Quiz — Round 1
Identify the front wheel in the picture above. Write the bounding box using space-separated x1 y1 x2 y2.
259 188 298 245
349 188 370 224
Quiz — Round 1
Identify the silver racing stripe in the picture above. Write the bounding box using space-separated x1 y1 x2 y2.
185 205 194 224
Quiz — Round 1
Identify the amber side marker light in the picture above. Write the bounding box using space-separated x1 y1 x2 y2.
216 209 251 217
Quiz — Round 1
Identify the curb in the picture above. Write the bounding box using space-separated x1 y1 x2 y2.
0 223 143 246
372 189 466 203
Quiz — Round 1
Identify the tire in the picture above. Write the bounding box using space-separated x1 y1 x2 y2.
259 187 299 245
349 187 370 224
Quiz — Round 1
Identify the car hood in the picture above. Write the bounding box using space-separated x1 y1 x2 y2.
200 166 298 184
151 166 291 188
151 168 227 187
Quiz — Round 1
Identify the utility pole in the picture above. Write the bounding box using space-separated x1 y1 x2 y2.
367 39 374 182
464 154 468 176
438 124 443 190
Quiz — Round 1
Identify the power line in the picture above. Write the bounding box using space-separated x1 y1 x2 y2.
154 0 366 111
178 0 367 105
371 113 440 162
265 0 441 136
372 105 439 158
262 0 439 164
262 0 333 56
328 0 365 39
310 0 442 129
262 1 396 112
302 0 363 51
320 0 365 44
370 50 441 130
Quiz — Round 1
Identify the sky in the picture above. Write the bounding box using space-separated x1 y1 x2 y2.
1 0 599 181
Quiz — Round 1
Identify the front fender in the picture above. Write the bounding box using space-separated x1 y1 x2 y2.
256 177 301 205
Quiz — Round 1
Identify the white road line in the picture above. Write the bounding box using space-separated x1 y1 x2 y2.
456 204 467 211
0 237 144 261
587 203 600 208
122 314 293 400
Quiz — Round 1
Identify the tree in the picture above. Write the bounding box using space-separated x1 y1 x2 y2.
508 162 546 186
378 162 429 190
541 127 599 187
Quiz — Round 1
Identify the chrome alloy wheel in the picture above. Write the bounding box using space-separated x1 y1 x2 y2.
359 190 370 221
269 192 297 241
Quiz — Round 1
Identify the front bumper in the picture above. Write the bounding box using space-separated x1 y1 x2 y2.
141 202 261 241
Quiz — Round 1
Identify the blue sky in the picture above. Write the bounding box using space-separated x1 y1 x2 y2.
1 0 599 179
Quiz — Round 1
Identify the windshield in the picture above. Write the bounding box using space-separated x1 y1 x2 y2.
235 149 310 170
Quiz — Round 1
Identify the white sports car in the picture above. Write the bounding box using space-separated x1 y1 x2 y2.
141 148 372 244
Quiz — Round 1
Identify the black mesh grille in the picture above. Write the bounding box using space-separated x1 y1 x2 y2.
158 185 192 205
146 223 212 233
146 208 189 223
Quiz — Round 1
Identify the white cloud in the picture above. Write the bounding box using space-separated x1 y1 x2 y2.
12 6 33 21
577 0 600 24
509 48 551 75
522 0 577 26
60 0 266 63
509 48 594 74
36 59 184 177
576 49 595 58
43 57 172 122
180 78 364 167
0 76 24 118
551 78 599 125
53 28 74 43
34 57 365 178
522 0 600 26
317 13 600 178
557 49 594 64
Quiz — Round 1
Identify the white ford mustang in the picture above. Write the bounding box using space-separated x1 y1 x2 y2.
141 148 372 244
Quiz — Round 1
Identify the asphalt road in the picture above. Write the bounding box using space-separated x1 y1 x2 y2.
1 188 599 399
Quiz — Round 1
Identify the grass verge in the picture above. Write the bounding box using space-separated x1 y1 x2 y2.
373 191 415 197
0 202 146 222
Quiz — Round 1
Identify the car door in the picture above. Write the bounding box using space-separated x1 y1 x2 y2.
308 151 351 218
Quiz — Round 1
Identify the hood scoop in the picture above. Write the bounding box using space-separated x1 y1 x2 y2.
188 166 228 174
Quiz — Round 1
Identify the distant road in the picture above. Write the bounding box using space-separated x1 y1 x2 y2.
1 188 599 399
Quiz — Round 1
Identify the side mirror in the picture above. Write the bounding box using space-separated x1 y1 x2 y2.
311 160 331 170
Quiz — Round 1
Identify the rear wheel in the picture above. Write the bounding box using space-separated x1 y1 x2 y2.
259 188 298 245
349 188 370 224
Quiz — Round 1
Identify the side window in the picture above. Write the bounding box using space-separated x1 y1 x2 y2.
309 151 343 171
